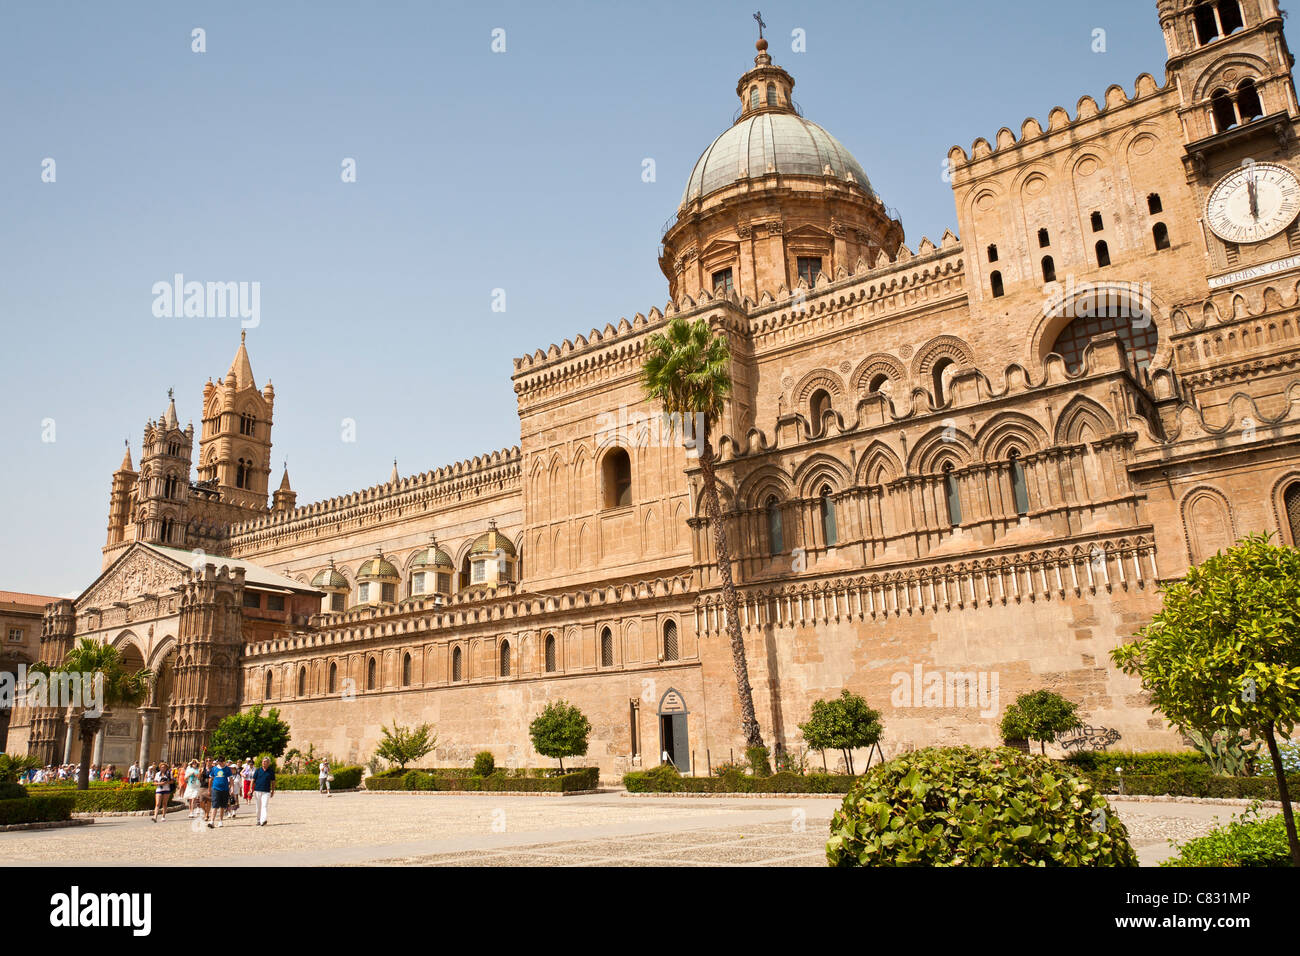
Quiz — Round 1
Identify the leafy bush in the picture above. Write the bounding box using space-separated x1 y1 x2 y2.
625 764 683 793
1000 691 1082 754
1064 750 1208 775
529 700 591 772
775 749 808 775
1074 763 1300 800
378 768 599 793
827 747 1138 867
799 690 883 774
0 782 28 801
1164 809 1296 867
624 766 858 794
66 786 159 813
375 722 437 770
207 705 290 762
0 795 75 826
472 752 495 777
273 766 363 790
746 746 772 777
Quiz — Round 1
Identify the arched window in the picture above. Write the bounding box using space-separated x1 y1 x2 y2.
662 619 679 661
766 83 777 106
750 86 759 109
499 640 511 677
932 357 955 404
819 484 837 546
766 495 784 555
544 633 557 673
402 652 412 687
297 667 306 697
809 389 832 434
328 661 337 694
1153 222 1171 250
603 448 632 509
600 627 614 667
1236 78 1263 123
1049 294 1159 373
943 463 963 528
867 373 889 395
163 475 176 499
236 458 250 490
264 670 273 700
1008 449 1030 517
990 271 1005 298
1041 255 1056 283
1095 240 1111 268
160 517 174 544
1284 482 1300 545
366 657 377 690
459 554 472 592
1148 193 1163 214
1038 228 1051 248
1091 211 1104 232
452 646 463 682
987 244 998 263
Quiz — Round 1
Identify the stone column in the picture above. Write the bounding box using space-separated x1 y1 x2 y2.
138 707 157 765
62 712 77 765
92 722 106 767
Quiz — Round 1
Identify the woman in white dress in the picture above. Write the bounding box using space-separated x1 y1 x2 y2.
183 759 202 816
318 759 332 797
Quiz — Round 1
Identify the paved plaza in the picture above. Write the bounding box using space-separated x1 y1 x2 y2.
0 791 1274 867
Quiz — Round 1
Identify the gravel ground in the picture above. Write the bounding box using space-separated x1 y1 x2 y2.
0 791 1278 867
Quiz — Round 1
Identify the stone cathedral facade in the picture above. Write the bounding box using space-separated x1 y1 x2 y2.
12 0 1300 776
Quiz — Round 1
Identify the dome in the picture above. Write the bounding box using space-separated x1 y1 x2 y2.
681 112 874 206
468 520 516 558
410 541 453 569
357 549 399 580
310 565 348 590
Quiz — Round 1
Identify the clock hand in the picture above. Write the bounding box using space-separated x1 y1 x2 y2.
1248 176 1259 219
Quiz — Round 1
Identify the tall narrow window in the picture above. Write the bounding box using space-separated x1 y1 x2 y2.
944 463 963 528
298 667 306 697
1009 449 1030 517
711 267 733 296
330 592 345 612
1237 79 1263 123
932 357 955 405
819 485 837 546
1153 222 1171 250
766 495 784 555
452 646 463 682
766 83 777 106
603 448 632 508
544 633 557 673
499 640 511 677
1038 228 1051 248
601 627 614 667
1091 211 1104 232
810 389 832 434
796 256 822 286
1212 88 1237 132
750 86 759 109
1095 241 1111 268
264 670 273 700
1284 482 1300 545
366 657 376 690
1147 193 1163 214
1218 0 1244 36
1041 256 1056 283
662 619 679 661
402 653 411 687
328 662 337 694
1195 2 1221 44
990 271 1005 298
987 244 999 263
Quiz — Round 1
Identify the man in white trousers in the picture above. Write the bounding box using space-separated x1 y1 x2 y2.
252 757 276 826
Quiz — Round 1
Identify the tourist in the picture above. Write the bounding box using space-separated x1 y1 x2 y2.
151 762 173 822
318 757 332 797
183 759 201 817
252 757 275 826
241 758 254 802
207 757 234 828
128 761 140 784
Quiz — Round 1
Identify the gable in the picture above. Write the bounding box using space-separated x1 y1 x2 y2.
77 544 187 610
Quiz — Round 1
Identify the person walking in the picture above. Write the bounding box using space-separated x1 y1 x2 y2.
318 758 332 797
128 762 140 784
183 759 201 817
207 757 234 828
252 757 275 826
151 762 173 822
241 758 254 802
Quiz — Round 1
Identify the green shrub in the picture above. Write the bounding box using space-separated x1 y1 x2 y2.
1064 750 1208 775
1075 764 1300 800
67 787 159 813
372 768 598 793
827 747 1138 867
624 766 857 794
1164 810 1296 867
273 766 363 791
0 782 28 801
473 752 496 777
746 746 772 777
625 764 683 793
0 795 74 826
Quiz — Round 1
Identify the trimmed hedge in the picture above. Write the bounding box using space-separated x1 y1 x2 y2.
368 767 599 793
0 782 28 801
1064 751 1209 775
624 767 858 794
0 795 75 826
67 787 161 813
274 766 363 791
1078 766 1300 800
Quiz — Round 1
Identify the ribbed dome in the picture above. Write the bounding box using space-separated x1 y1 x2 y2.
469 521 516 558
357 550 399 580
410 543 453 569
682 112 873 205
311 566 348 590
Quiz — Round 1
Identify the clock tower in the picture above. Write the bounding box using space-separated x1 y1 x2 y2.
1161 0 1300 276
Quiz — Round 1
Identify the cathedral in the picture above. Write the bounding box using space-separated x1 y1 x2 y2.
11 0 1300 776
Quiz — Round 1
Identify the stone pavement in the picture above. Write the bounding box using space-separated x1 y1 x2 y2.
0 791 1274 866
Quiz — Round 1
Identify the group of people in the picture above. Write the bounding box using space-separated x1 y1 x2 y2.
149 756 280 826
21 763 121 784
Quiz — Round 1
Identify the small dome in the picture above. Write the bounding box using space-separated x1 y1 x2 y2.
310 559 348 591
357 549 400 580
681 112 873 205
410 541 454 569
468 520 516 558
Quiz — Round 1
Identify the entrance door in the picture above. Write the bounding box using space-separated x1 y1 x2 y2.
657 688 690 773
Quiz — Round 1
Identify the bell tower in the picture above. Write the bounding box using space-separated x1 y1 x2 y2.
136 390 195 548
197 331 275 512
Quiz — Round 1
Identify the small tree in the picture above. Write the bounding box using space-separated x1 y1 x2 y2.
798 690 883 774
208 705 291 762
375 721 436 770
1000 690 1082 755
1112 534 1300 867
529 700 590 772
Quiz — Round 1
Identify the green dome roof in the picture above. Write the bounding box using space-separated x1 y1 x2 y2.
310 560 348 591
410 540 454 569
357 549 400 580
468 521 516 558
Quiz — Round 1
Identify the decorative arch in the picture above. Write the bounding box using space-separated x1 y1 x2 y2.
110 630 147 662
1054 395 1117 445
1191 52 1272 103
792 453 852 498
1032 283 1168 373
907 424 976 474
793 369 847 405
1181 487 1236 566
854 440 904 486
1271 472 1300 547
911 336 975 381
146 635 177 671
851 353 907 395
736 465 795 509
975 413 1049 462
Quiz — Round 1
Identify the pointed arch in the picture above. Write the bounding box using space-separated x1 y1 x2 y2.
975 412 1049 462
792 453 852 498
907 424 976 474
1054 395 1116 445
854 440 904 486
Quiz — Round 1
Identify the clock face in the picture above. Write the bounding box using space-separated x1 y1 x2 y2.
1206 162 1300 244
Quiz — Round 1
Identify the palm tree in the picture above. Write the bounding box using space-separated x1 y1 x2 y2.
643 316 764 751
32 639 151 791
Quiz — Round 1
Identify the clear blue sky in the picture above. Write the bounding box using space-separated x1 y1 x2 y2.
1 0 1176 595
